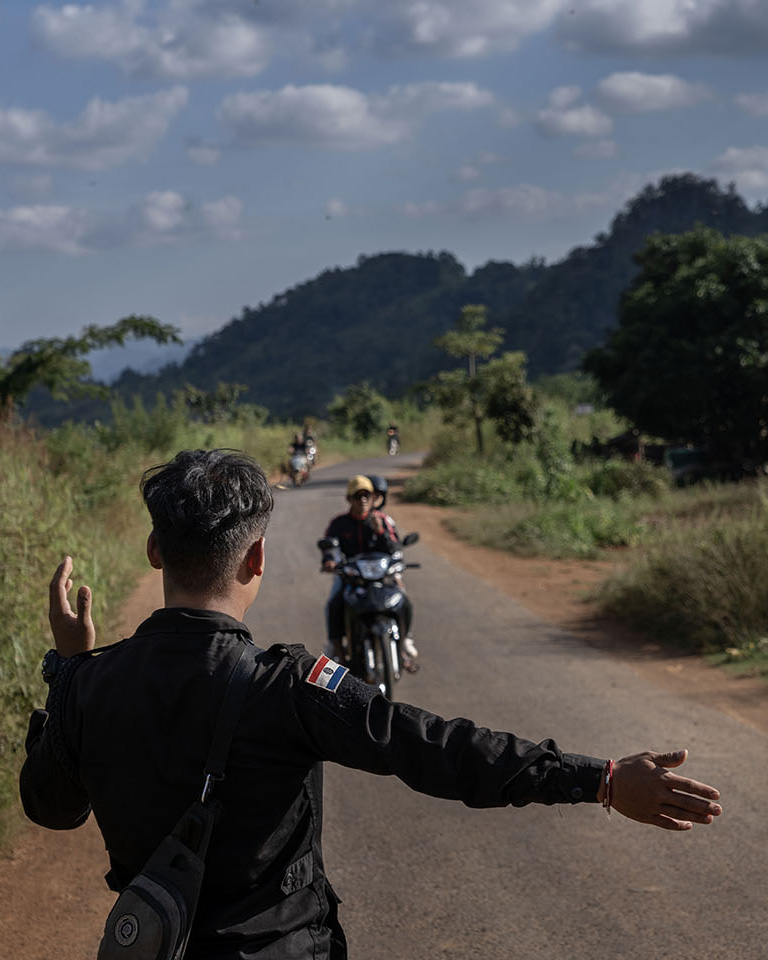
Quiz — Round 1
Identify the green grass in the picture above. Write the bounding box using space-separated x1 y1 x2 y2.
447 497 647 559
597 504 768 657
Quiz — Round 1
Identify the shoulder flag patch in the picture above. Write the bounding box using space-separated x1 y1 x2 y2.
306 654 348 693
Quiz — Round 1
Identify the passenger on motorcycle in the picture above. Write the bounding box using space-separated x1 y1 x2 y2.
322 475 415 667
367 474 418 664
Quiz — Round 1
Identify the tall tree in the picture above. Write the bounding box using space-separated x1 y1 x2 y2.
0 315 181 414
327 381 390 440
584 227 768 464
433 304 503 454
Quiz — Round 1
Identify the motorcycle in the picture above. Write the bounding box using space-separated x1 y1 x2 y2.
386 434 399 456
289 451 309 487
318 533 420 699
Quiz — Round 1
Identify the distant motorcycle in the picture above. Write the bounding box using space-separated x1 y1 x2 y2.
386 433 400 456
318 533 420 698
289 451 309 487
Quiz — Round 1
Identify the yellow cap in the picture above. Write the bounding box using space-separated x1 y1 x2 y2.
347 474 374 497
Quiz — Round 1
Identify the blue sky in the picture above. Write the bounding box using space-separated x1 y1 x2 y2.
3 0 768 358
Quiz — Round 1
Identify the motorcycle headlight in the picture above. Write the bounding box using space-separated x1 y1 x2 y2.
384 591 403 608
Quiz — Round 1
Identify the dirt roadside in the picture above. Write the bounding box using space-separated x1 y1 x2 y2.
2 484 766 960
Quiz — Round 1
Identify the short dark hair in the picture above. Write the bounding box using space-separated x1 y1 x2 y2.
140 449 274 595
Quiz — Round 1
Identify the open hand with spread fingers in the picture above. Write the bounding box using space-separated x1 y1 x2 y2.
48 555 96 658
604 749 722 830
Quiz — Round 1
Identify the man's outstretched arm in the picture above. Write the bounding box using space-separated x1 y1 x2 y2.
287 648 722 829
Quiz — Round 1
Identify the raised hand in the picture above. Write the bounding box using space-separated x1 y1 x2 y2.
609 749 722 831
48 556 96 657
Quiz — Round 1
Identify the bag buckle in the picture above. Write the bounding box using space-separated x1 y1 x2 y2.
201 772 223 804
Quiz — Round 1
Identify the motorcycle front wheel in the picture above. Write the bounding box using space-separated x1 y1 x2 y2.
365 627 396 699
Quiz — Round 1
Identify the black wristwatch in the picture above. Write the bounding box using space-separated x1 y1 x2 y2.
41 648 62 684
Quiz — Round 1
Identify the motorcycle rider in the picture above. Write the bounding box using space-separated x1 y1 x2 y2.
322 475 415 667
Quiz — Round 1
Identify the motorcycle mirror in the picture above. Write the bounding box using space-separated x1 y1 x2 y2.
317 537 339 551
402 532 419 546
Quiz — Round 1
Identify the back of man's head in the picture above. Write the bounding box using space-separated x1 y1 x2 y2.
140 449 274 596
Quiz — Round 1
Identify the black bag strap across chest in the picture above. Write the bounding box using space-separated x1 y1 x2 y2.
201 640 257 803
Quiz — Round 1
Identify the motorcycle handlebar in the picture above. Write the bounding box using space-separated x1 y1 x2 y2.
405 562 421 569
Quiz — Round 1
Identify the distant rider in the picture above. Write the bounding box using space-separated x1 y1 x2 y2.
321 475 416 668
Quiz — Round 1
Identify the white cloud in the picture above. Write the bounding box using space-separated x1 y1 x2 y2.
201 195 243 236
218 81 494 150
711 146 768 192
323 197 370 218
454 165 481 182
597 72 710 113
0 87 188 171
536 86 613 138
32 1 272 79
187 144 220 166
0 190 244 254
548 85 582 110
371 0 564 58
556 0 768 55
325 198 350 219
575 139 619 158
402 172 650 223
0 205 90 254
403 183 582 220
735 92 768 117
142 191 187 233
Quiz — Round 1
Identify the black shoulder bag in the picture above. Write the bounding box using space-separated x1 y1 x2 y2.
97 643 256 960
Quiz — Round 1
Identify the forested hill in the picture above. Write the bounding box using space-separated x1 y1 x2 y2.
30 175 768 422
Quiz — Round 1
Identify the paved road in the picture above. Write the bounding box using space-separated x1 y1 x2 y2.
246 454 768 960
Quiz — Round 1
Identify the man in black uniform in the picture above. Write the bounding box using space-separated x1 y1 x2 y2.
20 449 722 960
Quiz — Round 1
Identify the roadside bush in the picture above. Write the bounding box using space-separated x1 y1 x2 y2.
584 459 671 500
402 455 522 506
598 510 768 653
448 497 644 558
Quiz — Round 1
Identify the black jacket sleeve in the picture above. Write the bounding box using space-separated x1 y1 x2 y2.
282 646 604 808
19 657 91 830
19 709 91 829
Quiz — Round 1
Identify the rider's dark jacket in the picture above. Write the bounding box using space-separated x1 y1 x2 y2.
20 608 604 960
323 510 398 561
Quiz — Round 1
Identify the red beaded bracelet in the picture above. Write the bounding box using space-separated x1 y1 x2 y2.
602 759 614 815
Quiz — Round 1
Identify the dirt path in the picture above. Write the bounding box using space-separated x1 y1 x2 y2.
2 479 766 959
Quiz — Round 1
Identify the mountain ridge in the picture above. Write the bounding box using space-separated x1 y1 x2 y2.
24 173 768 424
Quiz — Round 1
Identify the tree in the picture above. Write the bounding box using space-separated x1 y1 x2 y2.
179 382 251 423
327 381 389 440
482 352 536 445
0 315 181 414
432 304 503 454
583 227 768 464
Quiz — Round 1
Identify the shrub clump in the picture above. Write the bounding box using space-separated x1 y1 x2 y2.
598 510 768 653
584 459 671 500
